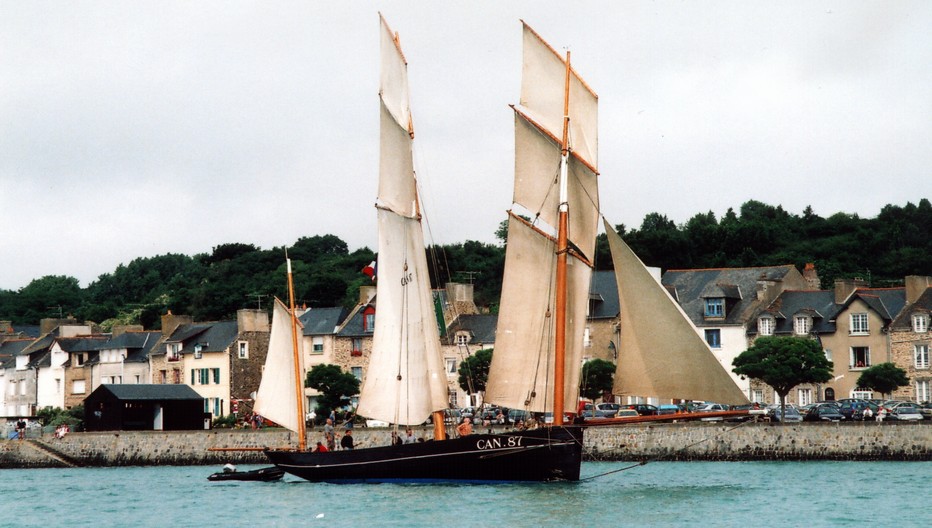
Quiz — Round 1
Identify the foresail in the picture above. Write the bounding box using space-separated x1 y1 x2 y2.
254 298 306 433
356 209 448 425
485 216 589 413
356 16 448 425
604 219 748 405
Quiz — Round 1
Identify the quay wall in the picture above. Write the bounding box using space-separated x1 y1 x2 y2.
1 422 929 469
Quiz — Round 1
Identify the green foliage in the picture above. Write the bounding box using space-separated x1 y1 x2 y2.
305 364 361 417
856 363 910 398
458 348 493 394
733 336 833 418
579 359 615 401
36 406 84 428
212 413 238 428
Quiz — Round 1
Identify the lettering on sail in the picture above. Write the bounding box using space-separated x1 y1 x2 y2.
476 436 523 450
400 272 414 286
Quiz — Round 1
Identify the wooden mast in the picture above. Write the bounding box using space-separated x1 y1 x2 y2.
286 257 307 451
552 50 572 427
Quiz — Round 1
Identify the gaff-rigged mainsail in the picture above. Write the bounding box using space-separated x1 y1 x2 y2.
603 218 748 405
485 22 599 414
355 15 449 426
254 297 306 433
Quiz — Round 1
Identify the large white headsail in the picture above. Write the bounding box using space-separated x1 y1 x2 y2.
254 297 306 433
604 218 748 405
356 16 448 425
486 22 599 413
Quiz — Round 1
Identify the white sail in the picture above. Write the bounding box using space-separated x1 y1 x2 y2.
356 16 449 425
254 298 306 433
486 22 599 413
603 218 748 405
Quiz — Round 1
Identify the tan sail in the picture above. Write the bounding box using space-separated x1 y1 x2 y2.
355 15 449 426
254 297 306 433
604 218 748 405
486 22 598 414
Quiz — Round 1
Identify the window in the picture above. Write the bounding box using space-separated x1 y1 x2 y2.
159 370 167 384
850 313 869 335
212 368 220 384
851 389 873 400
351 338 362 357
456 333 469 346
172 369 181 384
793 315 812 335
824 348 832 363
446 359 457 374
449 389 458 408
914 314 929 333
55 378 61 394
704 329 721 349
238 341 249 359
705 298 724 317
312 337 324 354
752 389 764 403
194 344 203 359
824 388 835 401
850 347 870 369
917 380 930 403
758 317 774 336
167 343 181 362
72 380 86 395
915 344 930 369
797 388 812 406
351 367 363 380
584 326 592 347
363 307 375 332
76 353 85 366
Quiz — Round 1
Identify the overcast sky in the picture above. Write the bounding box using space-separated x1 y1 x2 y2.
2 1 930 291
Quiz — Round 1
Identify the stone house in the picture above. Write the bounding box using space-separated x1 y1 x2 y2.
442 313 496 409
888 277 932 403
0 339 31 417
298 304 350 414
661 265 813 397
749 278 909 404
150 309 269 419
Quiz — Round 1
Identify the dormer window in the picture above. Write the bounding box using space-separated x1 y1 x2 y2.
363 307 376 333
455 333 470 346
758 317 774 336
194 344 203 359
704 298 724 318
913 314 929 333
793 315 812 336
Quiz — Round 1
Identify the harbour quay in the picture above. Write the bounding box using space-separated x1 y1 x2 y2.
2 421 930 469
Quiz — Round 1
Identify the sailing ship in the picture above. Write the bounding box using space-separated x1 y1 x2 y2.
260 16 582 483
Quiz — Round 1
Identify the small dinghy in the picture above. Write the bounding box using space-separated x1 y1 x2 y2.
208 464 284 482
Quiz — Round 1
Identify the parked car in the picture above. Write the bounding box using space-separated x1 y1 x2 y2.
696 403 729 421
838 400 878 421
596 403 621 417
887 406 923 421
614 409 640 418
767 405 803 422
656 404 683 415
803 406 845 422
622 404 658 416
917 402 932 420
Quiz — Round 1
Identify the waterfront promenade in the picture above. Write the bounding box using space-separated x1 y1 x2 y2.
2 421 930 469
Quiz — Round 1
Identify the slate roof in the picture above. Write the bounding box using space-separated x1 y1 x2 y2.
662 265 798 326
447 314 497 345
589 270 620 320
890 287 932 330
299 307 349 336
337 304 372 338
761 287 906 335
166 322 238 355
0 339 31 368
92 383 203 401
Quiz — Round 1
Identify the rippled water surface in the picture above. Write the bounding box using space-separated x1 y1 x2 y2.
2 461 929 527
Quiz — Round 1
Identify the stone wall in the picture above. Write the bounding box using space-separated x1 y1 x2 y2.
1 422 929 469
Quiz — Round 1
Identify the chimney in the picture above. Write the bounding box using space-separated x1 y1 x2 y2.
0 320 12 335
161 311 193 336
834 278 868 304
112 325 143 337
803 263 820 290
359 285 376 305
905 276 932 304
237 308 270 333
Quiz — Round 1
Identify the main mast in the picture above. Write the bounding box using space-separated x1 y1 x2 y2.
552 50 572 427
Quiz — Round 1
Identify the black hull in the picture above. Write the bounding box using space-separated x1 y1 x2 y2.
208 466 284 482
265 427 583 483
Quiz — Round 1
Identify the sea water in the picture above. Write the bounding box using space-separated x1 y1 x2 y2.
1 461 929 527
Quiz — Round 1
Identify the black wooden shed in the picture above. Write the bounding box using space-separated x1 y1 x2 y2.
84 384 209 431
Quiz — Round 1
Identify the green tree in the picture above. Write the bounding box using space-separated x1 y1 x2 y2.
458 348 493 395
732 336 833 421
856 363 910 399
579 359 615 401
305 364 360 417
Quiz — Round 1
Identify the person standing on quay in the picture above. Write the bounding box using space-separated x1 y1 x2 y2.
341 429 354 450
